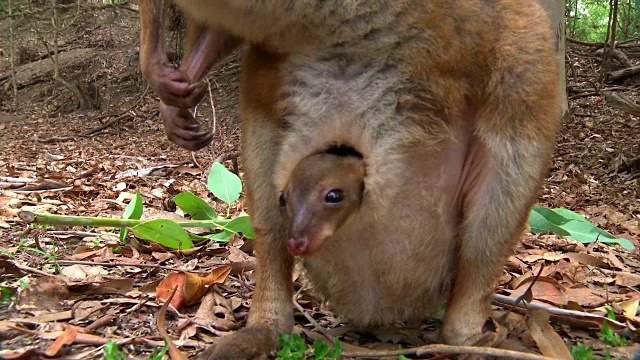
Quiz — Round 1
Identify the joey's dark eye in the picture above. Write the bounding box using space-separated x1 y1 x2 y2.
324 189 344 204
279 193 286 207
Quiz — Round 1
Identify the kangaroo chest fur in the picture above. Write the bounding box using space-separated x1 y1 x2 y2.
275 47 473 326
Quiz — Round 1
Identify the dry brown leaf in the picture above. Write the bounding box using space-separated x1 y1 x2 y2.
16 276 71 313
61 264 108 281
174 165 203 176
156 265 232 310
44 325 78 357
194 291 239 331
615 272 640 287
513 282 561 304
227 246 252 263
563 287 607 308
526 308 572 359
69 277 134 295
66 248 105 260
620 220 640 235
619 298 639 318
72 300 105 321
510 275 564 294
0 260 24 276
563 253 607 267
29 310 74 323
152 251 175 262
594 298 640 318
606 249 630 271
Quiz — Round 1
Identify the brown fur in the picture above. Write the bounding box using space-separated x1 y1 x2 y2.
139 0 240 150
139 1 560 358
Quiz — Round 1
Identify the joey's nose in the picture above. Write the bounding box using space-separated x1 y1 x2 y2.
287 237 309 256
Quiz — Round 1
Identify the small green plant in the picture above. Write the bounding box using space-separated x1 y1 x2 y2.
18 279 28 289
147 341 169 360
600 307 628 347
103 333 167 360
17 239 61 274
276 334 343 360
103 340 126 360
120 189 143 243
604 348 620 360
528 207 634 250
277 334 307 360
19 162 255 250
0 249 15 258
0 286 16 305
311 338 342 360
572 343 595 360
571 343 620 360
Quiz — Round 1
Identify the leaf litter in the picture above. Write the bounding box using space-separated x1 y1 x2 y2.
0 9 638 360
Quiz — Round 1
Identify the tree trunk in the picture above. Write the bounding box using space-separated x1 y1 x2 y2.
540 0 569 121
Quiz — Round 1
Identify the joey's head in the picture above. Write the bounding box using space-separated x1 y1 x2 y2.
280 149 365 256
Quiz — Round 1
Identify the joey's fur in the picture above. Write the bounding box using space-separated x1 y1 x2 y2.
280 150 365 256
139 1 560 358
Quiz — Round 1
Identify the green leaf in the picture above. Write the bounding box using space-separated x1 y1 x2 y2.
571 343 594 360
551 208 632 246
120 189 143 242
205 231 233 243
208 162 242 205
528 207 634 250
276 334 307 360
123 190 144 220
552 208 588 222
562 220 601 242
147 341 169 360
329 337 343 358
313 339 329 359
598 236 635 250
104 340 126 360
186 232 210 242
528 206 571 236
174 191 218 220
225 216 255 239
130 219 194 250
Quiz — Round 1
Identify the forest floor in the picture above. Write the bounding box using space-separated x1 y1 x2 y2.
0 3 639 359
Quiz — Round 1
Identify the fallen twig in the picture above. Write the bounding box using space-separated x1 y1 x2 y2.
156 286 189 360
292 297 334 343
492 293 627 330
342 343 555 359
19 210 231 229
57 260 177 272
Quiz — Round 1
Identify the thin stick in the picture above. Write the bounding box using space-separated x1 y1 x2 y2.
57 260 179 272
343 343 555 359
292 298 334 343
206 78 217 134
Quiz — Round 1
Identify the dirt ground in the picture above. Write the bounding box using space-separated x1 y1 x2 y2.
0 3 639 359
